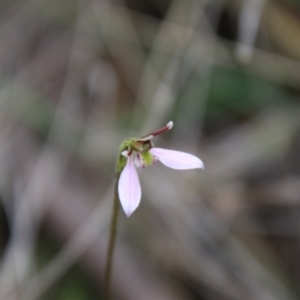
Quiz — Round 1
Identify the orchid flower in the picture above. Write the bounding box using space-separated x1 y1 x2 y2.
117 121 204 217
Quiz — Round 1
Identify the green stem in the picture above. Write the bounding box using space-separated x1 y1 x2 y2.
103 175 120 300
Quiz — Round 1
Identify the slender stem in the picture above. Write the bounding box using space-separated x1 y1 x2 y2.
103 175 120 300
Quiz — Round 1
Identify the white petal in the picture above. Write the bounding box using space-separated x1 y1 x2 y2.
134 153 143 168
150 147 204 170
118 155 142 217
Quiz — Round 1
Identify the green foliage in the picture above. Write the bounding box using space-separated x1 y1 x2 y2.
207 67 287 117
35 233 98 300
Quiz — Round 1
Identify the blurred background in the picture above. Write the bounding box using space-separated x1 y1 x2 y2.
0 0 300 299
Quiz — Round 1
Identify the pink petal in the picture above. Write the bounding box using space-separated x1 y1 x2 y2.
118 154 141 217
150 147 204 170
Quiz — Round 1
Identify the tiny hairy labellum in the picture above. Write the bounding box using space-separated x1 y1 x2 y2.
117 121 204 217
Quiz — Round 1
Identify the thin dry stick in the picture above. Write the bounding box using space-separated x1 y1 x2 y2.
103 175 120 300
